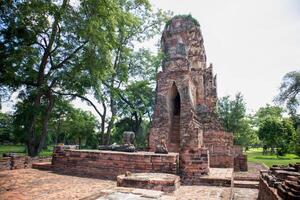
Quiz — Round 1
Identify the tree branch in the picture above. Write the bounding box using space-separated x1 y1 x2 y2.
50 40 88 71
52 90 104 118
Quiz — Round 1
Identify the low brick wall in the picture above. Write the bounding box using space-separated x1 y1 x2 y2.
0 157 10 170
180 148 210 184
203 131 234 168
258 164 300 200
0 156 51 171
52 147 179 180
257 178 280 200
203 131 248 171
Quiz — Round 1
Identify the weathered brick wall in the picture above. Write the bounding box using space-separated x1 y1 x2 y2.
258 164 300 200
149 15 248 176
257 178 281 200
0 157 10 170
52 146 179 180
149 70 201 152
0 156 51 171
233 146 248 171
180 148 209 184
234 155 247 171
203 131 234 168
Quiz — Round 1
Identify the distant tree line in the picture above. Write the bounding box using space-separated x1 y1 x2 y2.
218 70 300 156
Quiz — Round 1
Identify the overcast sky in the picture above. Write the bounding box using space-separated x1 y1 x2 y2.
1 0 299 116
150 0 300 113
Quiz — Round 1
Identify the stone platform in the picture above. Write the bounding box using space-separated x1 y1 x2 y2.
117 173 180 192
51 147 179 180
32 162 53 170
186 168 234 187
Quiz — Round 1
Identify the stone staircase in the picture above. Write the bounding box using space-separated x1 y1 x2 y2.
233 177 259 189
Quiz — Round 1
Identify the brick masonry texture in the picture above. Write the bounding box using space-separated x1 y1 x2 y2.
148 15 246 179
257 178 280 200
0 156 51 171
52 146 179 180
116 173 180 192
258 163 300 200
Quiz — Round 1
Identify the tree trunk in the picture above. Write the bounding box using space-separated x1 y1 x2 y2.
106 83 116 145
99 100 107 145
132 112 142 134
55 115 62 145
78 137 81 149
27 93 43 157
37 93 55 153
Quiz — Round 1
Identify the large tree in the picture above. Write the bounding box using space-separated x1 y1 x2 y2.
0 0 151 156
218 93 257 148
258 116 296 156
98 9 170 145
275 71 300 116
255 104 297 155
275 71 300 155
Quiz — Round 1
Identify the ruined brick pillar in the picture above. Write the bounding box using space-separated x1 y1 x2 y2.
148 15 218 181
149 15 246 174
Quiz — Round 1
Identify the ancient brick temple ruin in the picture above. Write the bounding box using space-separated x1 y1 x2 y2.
258 164 300 200
148 15 247 182
33 16 246 188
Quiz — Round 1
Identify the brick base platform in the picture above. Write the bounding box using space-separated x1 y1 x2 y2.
0 156 51 170
32 162 53 170
117 173 180 192
51 146 179 180
191 168 234 187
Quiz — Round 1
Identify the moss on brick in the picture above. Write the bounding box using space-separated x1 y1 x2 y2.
165 14 200 28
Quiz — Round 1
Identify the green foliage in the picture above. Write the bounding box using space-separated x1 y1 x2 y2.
65 109 97 148
112 118 150 148
90 2 171 145
218 93 246 133
255 104 284 124
165 14 200 27
255 104 297 156
116 80 155 134
0 0 167 154
47 100 98 148
275 71 300 116
0 112 14 143
258 116 296 156
218 92 258 148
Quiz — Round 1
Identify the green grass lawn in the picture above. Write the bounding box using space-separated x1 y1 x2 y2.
246 148 300 167
0 145 53 157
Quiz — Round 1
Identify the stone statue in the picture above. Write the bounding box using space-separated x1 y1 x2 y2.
123 131 135 145
155 139 168 154
99 131 136 152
